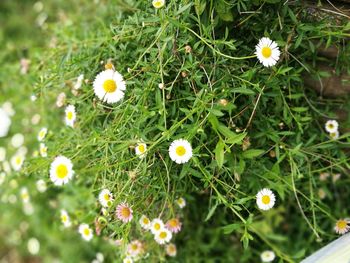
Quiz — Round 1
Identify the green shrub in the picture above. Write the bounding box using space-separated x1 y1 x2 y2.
0 0 349 262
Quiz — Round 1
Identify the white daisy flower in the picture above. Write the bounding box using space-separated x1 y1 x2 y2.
2 101 15 116
165 243 177 257
3 161 11 174
154 228 172 245
135 142 147 158
260 250 276 262
18 146 28 156
40 143 48 157
127 240 144 258
0 147 6 162
139 215 151 230
256 188 276 211
175 197 186 209
27 238 40 255
0 108 11 138
49 156 74 186
37 127 47 141
116 203 133 223
325 120 339 133
11 133 24 148
166 218 182 233
0 172 6 185
96 253 104 262
31 114 41 125
334 219 350 235
36 179 47 193
150 218 165 235
8 194 17 204
255 37 280 67
74 74 84 90
329 131 339 140
123 257 133 263
93 69 126 104
60 209 71 228
56 92 66 108
30 95 37 101
152 0 165 9
9 179 18 188
65 105 76 127
78 223 93 241
318 188 326 200
20 187 30 203
168 139 192 164
98 189 113 207
23 202 34 215
10 153 25 171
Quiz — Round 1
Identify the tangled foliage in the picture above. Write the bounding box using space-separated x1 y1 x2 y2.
0 0 350 262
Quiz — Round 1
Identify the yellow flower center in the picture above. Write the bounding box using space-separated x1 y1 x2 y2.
154 223 161 230
168 219 178 228
104 194 110 201
105 62 114 70
175 146 186 156
103 79 117 93
168 245 175 253
67 111 73 120
83 228 90 236
138 144 145 153
262 195 270 205
39 130 45 138
143 217 149 224
337 220 347 230
131 244 138 251
15 157 22 165
328 124 334 129
262 47 272 58
61 215 67 222
56 164 68 179
121 207 130 218
153 1 163 8
159 231 167 239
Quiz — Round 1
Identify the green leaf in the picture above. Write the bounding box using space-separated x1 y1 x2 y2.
242 149 265 159
291 107 308 112
175 3 193 16
277 67 293 75
205 201 219 221
215 140 225 169
217 125 246 145
231 87 255 95
208 113 219 130
222 223 241 234
226 132 247 145
215 0 234 22
208 108 225 117
194 0 206 16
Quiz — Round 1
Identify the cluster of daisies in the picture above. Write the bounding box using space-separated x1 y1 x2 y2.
325 119 340 140
56 185 186 262
97 188 186 262
0 102 29 175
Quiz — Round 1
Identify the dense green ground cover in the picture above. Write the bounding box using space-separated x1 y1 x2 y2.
0 1 349 262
